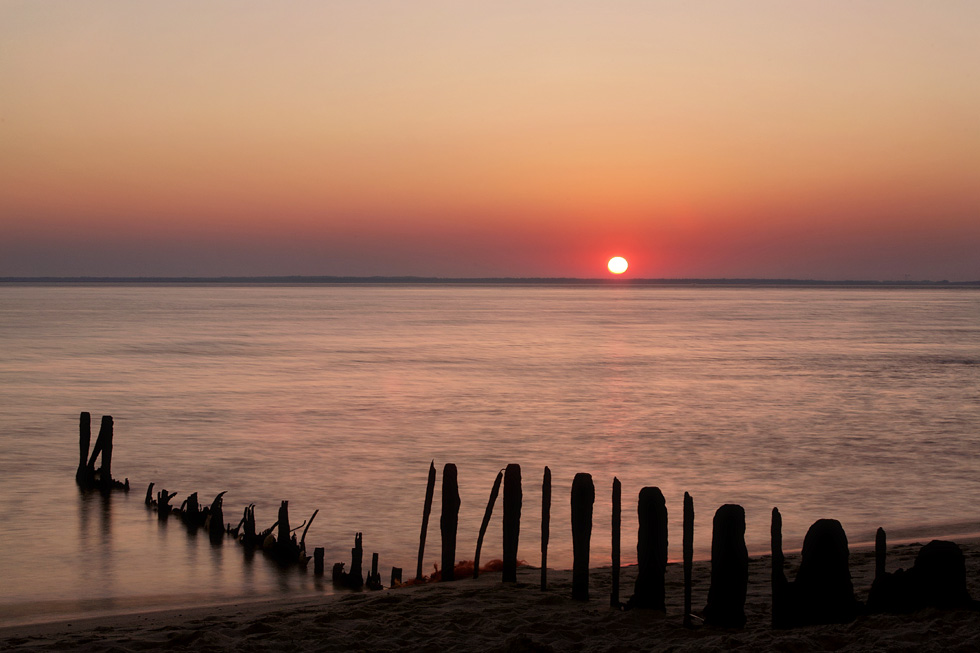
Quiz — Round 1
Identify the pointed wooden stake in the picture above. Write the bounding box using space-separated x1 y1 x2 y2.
474 469 503 579
416 461 437 581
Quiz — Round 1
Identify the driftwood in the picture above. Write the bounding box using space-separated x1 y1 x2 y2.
541 466 551 591
627 487 667 611
502 464 522 583
683 492 694 628
611 477 621 607
440 463 460 582
570 473 594 601
416 461 437 581
473 469 503 579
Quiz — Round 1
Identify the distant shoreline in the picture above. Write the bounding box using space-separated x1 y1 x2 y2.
2 276 978 287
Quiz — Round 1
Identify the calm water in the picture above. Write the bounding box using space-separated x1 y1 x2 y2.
1 284 978 624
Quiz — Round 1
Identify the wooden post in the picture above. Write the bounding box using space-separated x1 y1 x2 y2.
208 492 227 542
541 466 551 591
683 492 694 628
314 547 325 575
703 504 748 628
771 507 786 628
611 477 621 607
417 461 437 581
502 463 522 583
571 472 594 601
277 501 290 548
627 486 668 610
76 412 91 485
391 567 403 587
875 527 886 581
440 463 460 581
350 532 364 587
474 469 503 579
144 482 155 506
367 552 382 590
98 415 113 491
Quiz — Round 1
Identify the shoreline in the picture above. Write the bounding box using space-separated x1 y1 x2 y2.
4 536 978 651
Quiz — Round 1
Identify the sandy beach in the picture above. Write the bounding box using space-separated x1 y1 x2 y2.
3 537 978 652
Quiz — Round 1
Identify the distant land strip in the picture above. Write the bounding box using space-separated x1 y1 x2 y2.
2 277 978 287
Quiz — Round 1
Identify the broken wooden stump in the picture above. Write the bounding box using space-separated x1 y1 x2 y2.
868 534 975 613
683 492 694 628
314 547 325 575
75 412 92 486
774 517 862 627
157 489 177 519
417 461 437 581
703 504 748 628
611 477 621 608
474 469 503 579
627 486 668 611
502 463 522 583
144 482 155 507
391 567 403 587
541 466 551 591
440 463 460 582
366 553 382 590
75 412 127 492
333 533 365 589
771 508 788 628
571 472 594 601
206 492 227 543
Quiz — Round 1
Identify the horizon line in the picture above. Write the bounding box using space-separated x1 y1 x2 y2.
1 276 978 287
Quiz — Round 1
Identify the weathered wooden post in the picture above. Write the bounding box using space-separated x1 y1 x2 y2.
207 492 227 542
314 547 325 575
350 532 364 587
98 415 113 491
277 501 290 548
704 504 748 628
417 461 437 581
683 492 694 627
771 507 787 628
76 412 91 486
875 527 886 582
502 463 522 582
627 486 668 610
367 552 382 590
571 472 594 601
441 463 460 581
390 567 402 586
611 477 621 607
541 466 551 591
144 482 155 506
474 469 503 579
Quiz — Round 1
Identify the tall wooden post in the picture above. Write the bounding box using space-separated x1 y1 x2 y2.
541 466 551 591
571 472 595 601
704 504 748 628
771 507 786 628
611 477 621 607
502 464 522 582
875 527 886 581
474 469 503 579
76 412 91 485
416 461 437 581
683 492 694 627
440 463 460 581
98 415 113 491
628 486 668 610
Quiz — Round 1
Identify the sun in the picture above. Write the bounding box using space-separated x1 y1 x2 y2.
607 256 629 275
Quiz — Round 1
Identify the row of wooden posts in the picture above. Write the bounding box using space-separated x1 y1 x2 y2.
76 415 975 626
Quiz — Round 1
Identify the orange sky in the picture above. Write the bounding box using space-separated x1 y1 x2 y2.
2 1 978 279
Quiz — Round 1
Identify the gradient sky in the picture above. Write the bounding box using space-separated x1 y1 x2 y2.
2 1 978 279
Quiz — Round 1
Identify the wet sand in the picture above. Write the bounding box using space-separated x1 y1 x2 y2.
3 538 979 652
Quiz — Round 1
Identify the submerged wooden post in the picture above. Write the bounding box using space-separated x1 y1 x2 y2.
875 527 886 581
314 547 325 575
571 472 595 601
416 461 437 581
627 487 668 611
350 532 364 587
208 492 227 542
367 552 382 590
683 492 694 628
440 463 460 581
704 504 748 628
391 566 402 586
76 412 91 485
98 415 113 491
502 463 522 582
611 477 621 607
541 466 551 591
277 501 290 548
474 469 503 579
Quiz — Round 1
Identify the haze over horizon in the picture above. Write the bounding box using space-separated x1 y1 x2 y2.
2 1 978 281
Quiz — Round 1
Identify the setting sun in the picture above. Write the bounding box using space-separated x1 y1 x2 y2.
607 257 629 275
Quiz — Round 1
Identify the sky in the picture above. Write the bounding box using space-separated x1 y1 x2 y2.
2 1 978 280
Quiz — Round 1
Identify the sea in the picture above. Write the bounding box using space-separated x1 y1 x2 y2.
0 283 978 625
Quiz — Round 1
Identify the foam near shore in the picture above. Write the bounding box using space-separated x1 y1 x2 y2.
3 537 979 651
